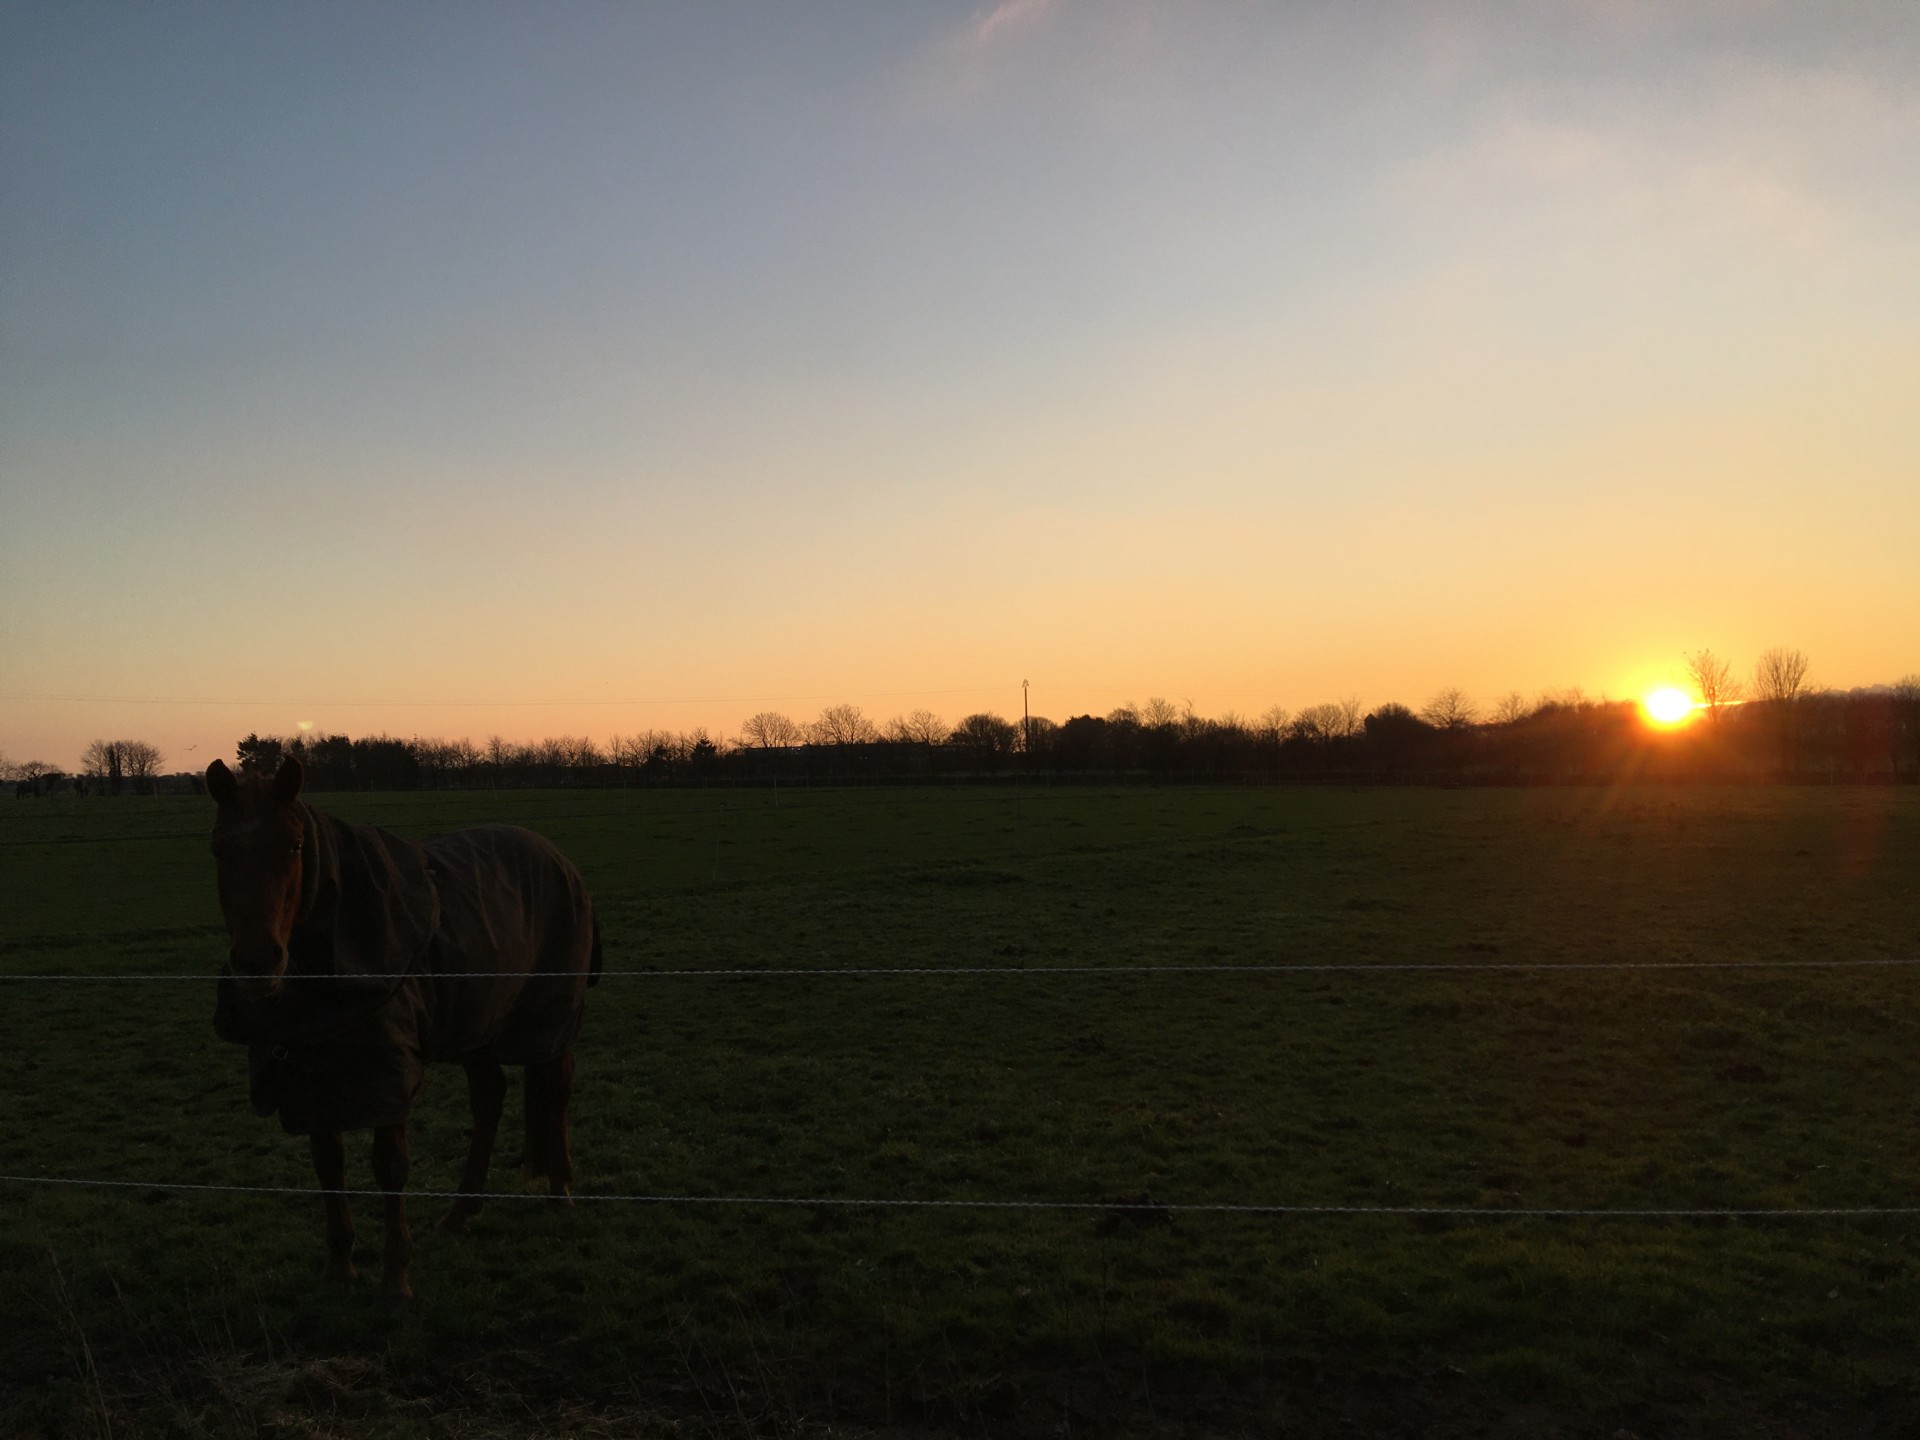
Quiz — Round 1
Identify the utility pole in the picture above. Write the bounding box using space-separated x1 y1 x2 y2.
1022 680 1030 754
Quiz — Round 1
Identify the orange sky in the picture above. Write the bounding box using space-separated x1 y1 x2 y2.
3 4 1917 769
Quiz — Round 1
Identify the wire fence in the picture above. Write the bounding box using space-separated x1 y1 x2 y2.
3 1172 1915 1218
5 947 1915 1220
4 957 1918 981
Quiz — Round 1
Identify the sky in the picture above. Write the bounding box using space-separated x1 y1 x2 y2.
3 1 1917 769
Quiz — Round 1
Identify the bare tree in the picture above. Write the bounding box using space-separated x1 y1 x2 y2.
79 738 161 792
1290 703 1350 744
485 734 512 784
445 737 481 775
1334 695 1364 738
1685 650 1742 718
80 740 119 784
0 748 12 782
1140 697 1180 729
884 709 947 745
120 740 163 782
1492 692 1528 725
810 704 879 746
1107 702 1142 727
1752 647 1811 706
740 711 805 749
1256 705 1290 741
1420 688 1479 730
1534 685 1588 713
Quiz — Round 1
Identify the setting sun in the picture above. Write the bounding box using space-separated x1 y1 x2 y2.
1643 687 1696 726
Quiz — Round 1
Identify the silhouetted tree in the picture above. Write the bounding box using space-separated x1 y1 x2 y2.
1750 648 1813 777
948 718 1021 771
610 732 667 772
688 730 719 770
1291 703 1350 743
1140 697 1180 729
1685 650 1741 720
235 734 285 773
1535 685 1588 713
1492 692 1528 725
1420 688 1478 730
810 704 879 746
81 740 122 794
1752 647 1811 705
1364 703 1431 775
121 740 163 789
1051 715 1108 770
353 735 421 789
1895 676 1920 780
950 712 1019 759
885 710 947 745
741 711 805 748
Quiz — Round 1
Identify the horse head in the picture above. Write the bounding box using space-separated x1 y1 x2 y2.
207 755 306 995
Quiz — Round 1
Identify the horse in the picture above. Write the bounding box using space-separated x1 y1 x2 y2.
206 755 601 1297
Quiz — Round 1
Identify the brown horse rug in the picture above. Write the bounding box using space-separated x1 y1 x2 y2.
214 806 601 1134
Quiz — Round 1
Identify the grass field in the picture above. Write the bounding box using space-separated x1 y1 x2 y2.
3 783 1919 1437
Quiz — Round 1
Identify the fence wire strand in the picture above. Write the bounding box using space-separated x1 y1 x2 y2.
3 957 1918 981
2 1172 1913 1217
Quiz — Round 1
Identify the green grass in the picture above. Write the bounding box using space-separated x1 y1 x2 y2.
4 784 1919 1436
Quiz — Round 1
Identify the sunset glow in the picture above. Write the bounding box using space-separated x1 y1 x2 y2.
1643 688 1696 727
2 6 1917 767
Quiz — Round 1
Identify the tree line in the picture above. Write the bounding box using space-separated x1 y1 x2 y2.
5 738 166 797
7 651 1915 796
219 654 1916 790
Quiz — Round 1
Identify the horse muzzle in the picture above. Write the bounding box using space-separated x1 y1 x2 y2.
229 946 290 997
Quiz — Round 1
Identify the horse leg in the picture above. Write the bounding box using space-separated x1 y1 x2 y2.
309 1132 355 1284
370 1122 413 1299
441 1057 507 1233
525 1053 577 1202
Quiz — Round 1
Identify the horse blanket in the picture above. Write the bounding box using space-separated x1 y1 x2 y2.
214 807 600 1134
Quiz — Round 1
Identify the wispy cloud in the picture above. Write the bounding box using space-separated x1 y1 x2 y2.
973 0 1055 45
1385 55 1920 275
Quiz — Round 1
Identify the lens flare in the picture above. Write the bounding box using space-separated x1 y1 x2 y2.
1643 687 1695 726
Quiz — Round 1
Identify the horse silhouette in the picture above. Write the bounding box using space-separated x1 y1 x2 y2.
207 756 600 1296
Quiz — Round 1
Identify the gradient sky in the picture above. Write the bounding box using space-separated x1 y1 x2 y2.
4 1 1917 768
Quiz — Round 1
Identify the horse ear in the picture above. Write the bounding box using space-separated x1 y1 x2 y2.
206 760 239 807
272 754 304 804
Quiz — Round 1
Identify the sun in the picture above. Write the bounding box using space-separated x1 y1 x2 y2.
1642 687 1695 727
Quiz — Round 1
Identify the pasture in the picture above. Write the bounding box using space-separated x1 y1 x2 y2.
3 783 1918 1437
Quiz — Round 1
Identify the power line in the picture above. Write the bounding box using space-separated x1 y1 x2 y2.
0 684 1012 710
